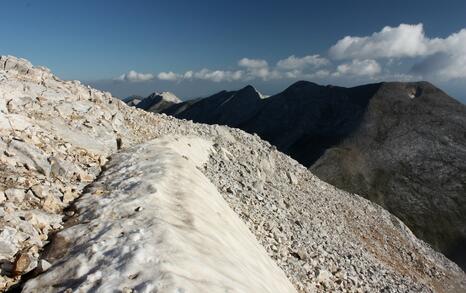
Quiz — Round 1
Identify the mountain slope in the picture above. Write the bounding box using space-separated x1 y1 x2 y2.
158 81 466 268
311 82 466 267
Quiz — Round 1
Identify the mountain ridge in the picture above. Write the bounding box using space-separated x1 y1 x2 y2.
135 80 466 269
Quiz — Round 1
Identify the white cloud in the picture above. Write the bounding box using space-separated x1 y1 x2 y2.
238 58 268 69
156 68 244 83
193 68 244 82
334 59 381 77
157 71 180 81
329 24 430 59
330 23 466 79
116 70 154 82
410 29 466 79
183 70 194 79
277 55 329 70
238 58 282 80
247 67 281 80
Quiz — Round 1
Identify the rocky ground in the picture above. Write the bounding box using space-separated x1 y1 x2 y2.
0 56 465 292
0 55 161 290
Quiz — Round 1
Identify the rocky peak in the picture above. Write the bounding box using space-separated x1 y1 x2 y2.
230 85 263 101
237 85 268 100
147 91 182 104
130 91 182 113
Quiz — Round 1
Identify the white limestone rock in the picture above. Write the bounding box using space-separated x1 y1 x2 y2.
0 227 20 260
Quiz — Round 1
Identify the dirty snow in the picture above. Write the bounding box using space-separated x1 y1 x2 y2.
23 136 296 293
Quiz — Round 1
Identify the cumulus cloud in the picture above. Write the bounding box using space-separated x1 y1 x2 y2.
329 24 430 59
193 69 244 82
277 55 329 70
334 59 381 77
116 70 154 82
237 57 282 80
183 71 194 79
410 29 466 79
329 23 466 80
157 71 180 81
156 69 243 82
238 58 268 69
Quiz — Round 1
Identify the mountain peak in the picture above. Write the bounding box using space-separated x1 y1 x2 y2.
237 85 268 99
128 91 182 112
288 80 321 89
148 91 182 104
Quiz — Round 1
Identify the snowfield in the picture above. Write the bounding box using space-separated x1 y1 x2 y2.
23 136 296 293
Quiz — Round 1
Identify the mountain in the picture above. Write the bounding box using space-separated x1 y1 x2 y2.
157 81 466 268
2 56 465 292
122 95 143 107
127 91 182 113
165 85 266 125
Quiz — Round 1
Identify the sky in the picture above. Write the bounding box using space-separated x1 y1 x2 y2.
2 0 466 102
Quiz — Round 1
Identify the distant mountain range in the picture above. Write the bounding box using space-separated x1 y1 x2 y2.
128 81 466 269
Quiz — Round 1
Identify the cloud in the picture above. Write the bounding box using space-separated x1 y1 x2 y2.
329 24 430 59
183 71 194 79
126 24 465 85
116 70 154 82
193 68 244 82
277 55 329 70
410 29 466 79
307 70 331 79
238 58 282 80
157 71 180 81
334 59 381 77
329 24 466 79
238 58 268 69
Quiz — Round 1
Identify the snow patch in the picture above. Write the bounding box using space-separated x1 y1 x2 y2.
23 136 296 293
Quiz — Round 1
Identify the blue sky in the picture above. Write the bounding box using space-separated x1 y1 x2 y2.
2 0 466 101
